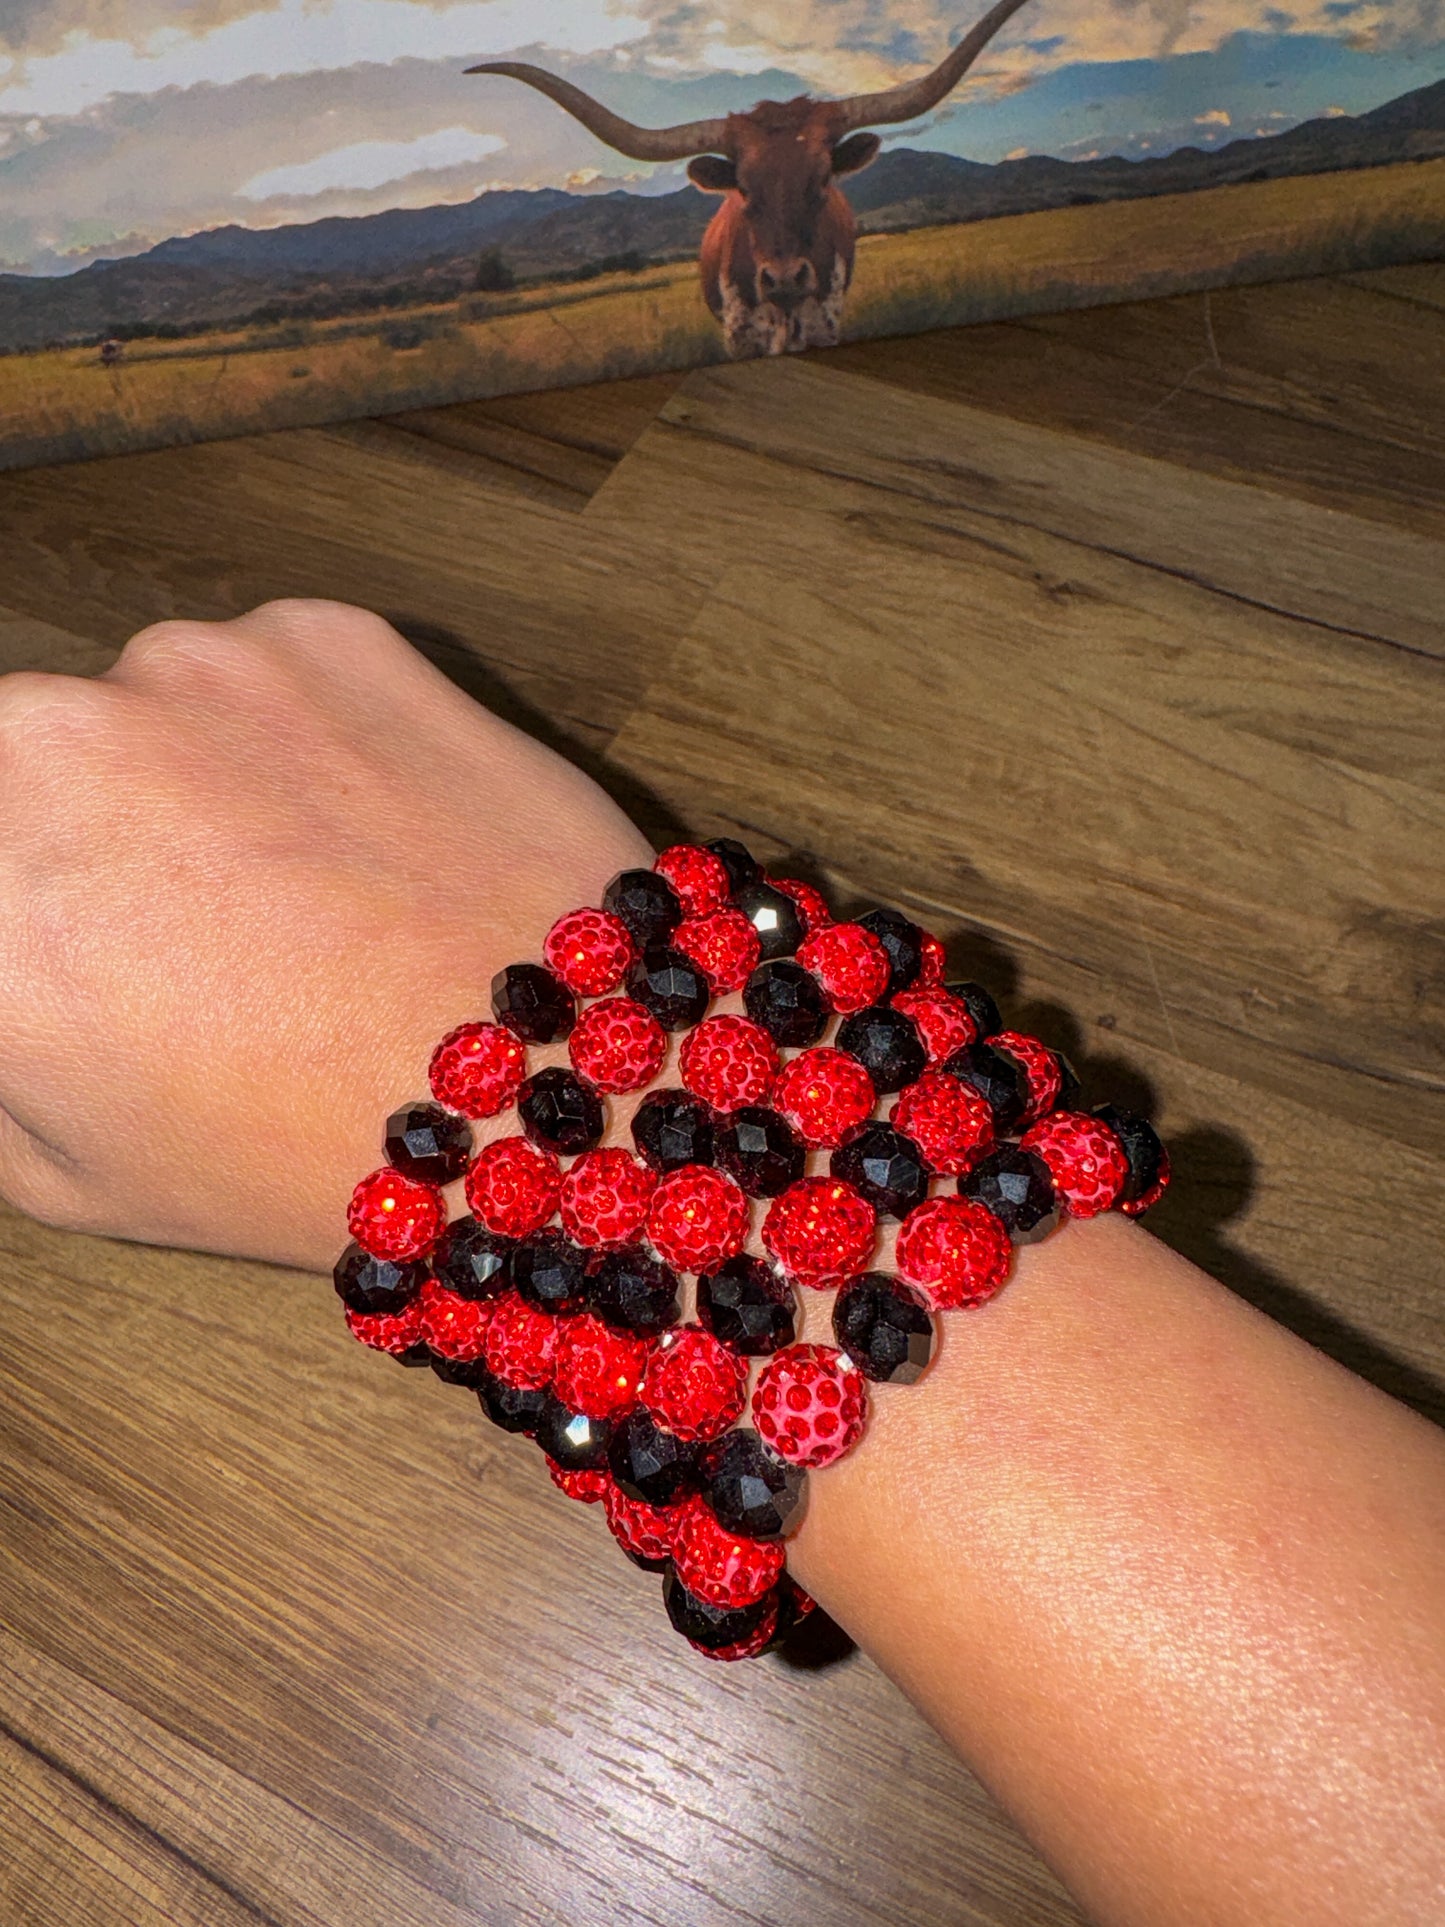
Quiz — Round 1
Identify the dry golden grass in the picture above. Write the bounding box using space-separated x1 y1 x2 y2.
3 160 1441 473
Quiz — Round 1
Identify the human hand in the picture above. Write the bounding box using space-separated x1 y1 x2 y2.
0 599 651 1272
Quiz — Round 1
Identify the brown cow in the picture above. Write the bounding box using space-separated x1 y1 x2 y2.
467 0 1034 357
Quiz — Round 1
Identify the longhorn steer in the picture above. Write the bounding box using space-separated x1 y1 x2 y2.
467 0 1033 358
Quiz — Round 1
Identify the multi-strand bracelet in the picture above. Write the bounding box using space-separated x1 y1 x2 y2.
334 840 1170 1662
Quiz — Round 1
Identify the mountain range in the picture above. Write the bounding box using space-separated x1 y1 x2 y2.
1 78 1440 353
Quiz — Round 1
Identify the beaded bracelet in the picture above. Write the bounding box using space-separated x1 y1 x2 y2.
334 839 1170 1663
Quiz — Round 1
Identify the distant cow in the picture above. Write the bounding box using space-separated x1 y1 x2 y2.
468 0 1033 356
98 338 124 366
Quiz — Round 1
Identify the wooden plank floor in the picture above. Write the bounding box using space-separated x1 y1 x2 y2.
1 265 1442 1927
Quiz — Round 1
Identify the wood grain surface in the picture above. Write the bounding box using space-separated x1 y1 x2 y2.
1 266 1442 1927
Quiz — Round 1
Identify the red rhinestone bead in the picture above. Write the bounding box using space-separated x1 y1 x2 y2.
1021 1111 1129 1218
770 875 832 935
654 843 731 916
785 1577 817 1620
416 1276 495 1360
480 1290 558 1388
465 1136 562 1238
752 1343 869 1469
672 1504 785 1609
647 1164 750 1274
890 1070 994 1176
545 1458 611 1503
992 1030 1063 1126
559 1147 657 1248
347 1167 447 1263
542 906 636 997
796 921 892 1013
551 1312 650 1419
917 930 947 987
690 1592 781 1661
1122 1142 1172 1217
344 1300 425 1355
428 1021 527 1119
891 988 976 1064
603 1481 688 1563
568 995 668 1094
772 1046 876 1148
672 908 762 995
678 1014 778 1113
762 1177 876 1289
895 1196 1013 1309
640 1326 748 1442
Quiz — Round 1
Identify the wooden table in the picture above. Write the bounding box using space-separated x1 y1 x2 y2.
2 266 1442 1926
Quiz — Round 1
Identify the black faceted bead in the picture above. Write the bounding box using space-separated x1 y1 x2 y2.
829 1123 929 1220
392 1344 433 1368
626 946 711 1030
517 1065 604 1155
607 1407 699 1507
743 958 828 1046
959 1146 1060 1244
430 1353 491 1389
603 866 683 948
663 1568 775 1650
856 907 924 991
698 1428 806 1539
733 880 806 960
512 1228 589 1315
942 1041 1030 1133
945 979 1002 1041
835 1003 926 1093
586 1244 682 1336
1093 1105 1165 1205
705 837 760 896
476 1369 548 1435
383 1101 473 1184
1055 1052 1083 1112
696 1255 797 1355
491 961 575 1043
535 1396 611 1470
333 1242 427 1316
833 1272 936 1384
631 1089 715 1173
713 1106 805 1198
430 1216 513 1301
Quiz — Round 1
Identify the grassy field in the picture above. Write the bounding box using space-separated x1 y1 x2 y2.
3 160 1441 473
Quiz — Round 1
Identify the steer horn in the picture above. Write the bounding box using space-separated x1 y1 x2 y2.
830 0 1036 132
464 61 729 161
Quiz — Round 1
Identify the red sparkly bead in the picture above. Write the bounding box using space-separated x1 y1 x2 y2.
568 995 667 1093
672 908 762 995
559 1147 657 1248
1022 1111 1129 1218
784 1576 817 1620
647 1164 750 1274
690 1593 781 1661
752 1343 868 1469
917 930 947 987
672 1504 785 1609
895 1196 1012 1309
344 1300 425 1355
772 1047 876 1149
770 875 832 935
678 1014 778 1113
640 1326 748 1441
604 1481 690 1563
465 1135 562 1238
416 1275 494 1360
428 1020 527 1119
992 1030 1063 1126
542 906 636 997
795 921 891 1013
890 1070 994 1176
347 1166 446 1263
480 1290 558 1388
762 1177 876 1289
546 1458 611 1503
551 1312 650 1419
654 843 731 916
891 988 976 1064
1122 1142 1172 1217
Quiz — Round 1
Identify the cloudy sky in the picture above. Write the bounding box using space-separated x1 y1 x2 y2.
1 0 1439 273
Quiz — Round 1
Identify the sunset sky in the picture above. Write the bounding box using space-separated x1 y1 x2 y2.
1 0 1439 273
